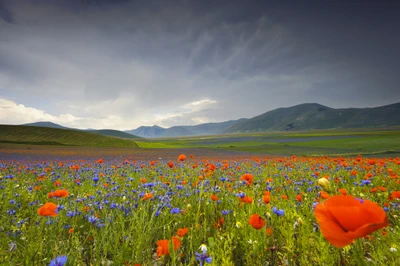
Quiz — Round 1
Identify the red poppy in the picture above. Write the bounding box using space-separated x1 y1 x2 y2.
168 161 174 168
339 188 347 195
295 195 303 202
248 214 265 230
319 191 330 199
263 194 271 204
391 191 400 199
156 237 181 257
48 189 69 198
178 154 187 161
177 228 189 237
314 195 388 248
211 194 218 201
97 159 104 164
240 174 254 185
37 202 58 217
141 193 153 201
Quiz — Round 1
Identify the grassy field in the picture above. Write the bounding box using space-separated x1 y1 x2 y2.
135 129 400 156
0 125 139 148
1 125 400 156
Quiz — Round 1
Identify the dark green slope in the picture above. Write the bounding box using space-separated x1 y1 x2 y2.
0 125 139 147
224 102 400 133
87 129 141 139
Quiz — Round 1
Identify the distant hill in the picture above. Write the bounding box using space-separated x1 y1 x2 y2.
18 102 400 138
23 121 69 129
87 129 141 139
0 125 139 147
126 119 246 138
23 121 140 139
126 125 166 138
223 102 400 133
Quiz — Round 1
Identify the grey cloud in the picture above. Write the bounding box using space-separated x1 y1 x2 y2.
0 0 14 23
0 0 399 129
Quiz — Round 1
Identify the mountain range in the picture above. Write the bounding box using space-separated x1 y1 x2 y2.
22 102 400 138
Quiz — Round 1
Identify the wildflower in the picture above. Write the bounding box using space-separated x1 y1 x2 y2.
314 195 388 248
391 191 400 199
49 255 67 266
156 237 181 257
266 227 273 236
240 174 254 185
178 154 187 161
263 192 271 204
211 194 218 201
318 178 331 191
295 194 302 202
177 228 189 237
170 208 180 214
38 202 58 217
339 188 347 195
141 193 153 201
199 244 207 253
319 191 330 199
97 159 104 164
195 249 212 266
272 207 284 216
248 214 265 230
235 221 243 228
48 189 69 198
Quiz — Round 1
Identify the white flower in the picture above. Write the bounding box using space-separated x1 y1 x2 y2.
235 221 242 228
390 247 397 252
199 244 207 253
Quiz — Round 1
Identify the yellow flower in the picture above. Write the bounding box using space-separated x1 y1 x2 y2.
317 178 331 191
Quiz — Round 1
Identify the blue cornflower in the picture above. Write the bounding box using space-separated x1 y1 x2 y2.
195 250 212 266
170 208 180 214
272 207 284 216
49 255 67 266
222 210 230 215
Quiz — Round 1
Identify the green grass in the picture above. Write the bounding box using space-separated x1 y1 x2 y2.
1 156 398 265
0 125 139 148
136 129 400 156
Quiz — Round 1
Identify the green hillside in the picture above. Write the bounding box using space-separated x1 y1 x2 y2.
87 129 141 139
224 102 400 133
0 125 139 147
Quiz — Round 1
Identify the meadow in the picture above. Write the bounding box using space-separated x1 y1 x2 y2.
1 153 399 265
136 129 400 157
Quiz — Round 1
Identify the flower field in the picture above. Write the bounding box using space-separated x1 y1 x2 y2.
1 154 399 265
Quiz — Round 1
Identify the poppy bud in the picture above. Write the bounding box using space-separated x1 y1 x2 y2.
318 178 331 191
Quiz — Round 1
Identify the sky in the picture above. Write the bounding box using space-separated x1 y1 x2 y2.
0 0 399 130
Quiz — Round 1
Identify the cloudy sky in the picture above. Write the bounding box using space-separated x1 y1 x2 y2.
0 0 399 130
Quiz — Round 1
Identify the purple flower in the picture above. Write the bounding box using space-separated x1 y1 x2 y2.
170 208 180 214
49 255 67 266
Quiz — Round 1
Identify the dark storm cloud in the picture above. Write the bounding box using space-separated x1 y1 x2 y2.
0 0 14 23
0 0 399 129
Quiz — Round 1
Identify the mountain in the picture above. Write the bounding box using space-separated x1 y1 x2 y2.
23 121 68 129
23 121 140 139
126 119 246 138
223 102 400 133
0 125 139 147
126 125 166 138
87 129 141 139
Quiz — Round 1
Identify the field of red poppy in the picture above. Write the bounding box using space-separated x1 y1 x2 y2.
1 152 399 265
